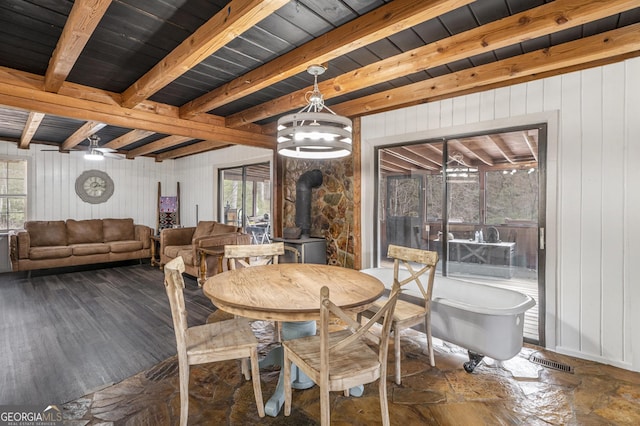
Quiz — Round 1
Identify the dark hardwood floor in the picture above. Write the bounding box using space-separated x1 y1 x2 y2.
0 262 214 405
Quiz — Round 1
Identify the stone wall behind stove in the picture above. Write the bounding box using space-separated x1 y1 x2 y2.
283 157 354 268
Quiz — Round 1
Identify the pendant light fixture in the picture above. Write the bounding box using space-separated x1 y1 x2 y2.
277 65 352 159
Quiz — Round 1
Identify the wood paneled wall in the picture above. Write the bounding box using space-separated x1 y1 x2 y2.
360 57 640 373
173 145 273 227
0 144 173 230
0 144 273 232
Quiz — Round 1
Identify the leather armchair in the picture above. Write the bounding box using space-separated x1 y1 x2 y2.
159 221 250 280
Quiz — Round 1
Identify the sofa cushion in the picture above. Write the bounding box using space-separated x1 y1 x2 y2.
103 218 135 242
212 222 238 234
71 243 111 256
25 221 67 247
193 221 216 240
67 219 104 244
165 245 191 258
109 240 143 253
29 246 72 260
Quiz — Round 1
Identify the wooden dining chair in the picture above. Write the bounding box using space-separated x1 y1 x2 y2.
224 241 285 269
282 282 401 426
224 242 285 340
358 244 439 385
163 256 265 425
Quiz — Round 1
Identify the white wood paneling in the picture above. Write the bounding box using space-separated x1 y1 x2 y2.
361 56 640 372
0 144 172 229
624 57 640 370
601 62 625 363
579 67 603 357
558 72 583 352
173 145 273 227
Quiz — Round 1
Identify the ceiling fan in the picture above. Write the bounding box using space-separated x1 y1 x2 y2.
43 135 125 160
80 135 125 160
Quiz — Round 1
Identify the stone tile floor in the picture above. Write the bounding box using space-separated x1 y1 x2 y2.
63 312 640 425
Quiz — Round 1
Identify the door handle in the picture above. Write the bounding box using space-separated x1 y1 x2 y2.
539 227 545 250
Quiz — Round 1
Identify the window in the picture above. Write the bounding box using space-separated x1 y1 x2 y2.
0 158 27 231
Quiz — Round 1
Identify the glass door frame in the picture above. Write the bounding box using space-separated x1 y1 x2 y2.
218 161 271 230
373 123 547 345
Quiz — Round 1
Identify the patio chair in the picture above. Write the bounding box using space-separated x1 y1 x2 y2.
163 256 264 425
282 282 400 426
358 244 439 385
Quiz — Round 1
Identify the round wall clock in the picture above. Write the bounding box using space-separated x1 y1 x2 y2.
75 169 114 204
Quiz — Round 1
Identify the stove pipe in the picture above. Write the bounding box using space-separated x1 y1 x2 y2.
295 169 323 238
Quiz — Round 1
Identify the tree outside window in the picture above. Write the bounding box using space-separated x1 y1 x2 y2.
0 159 27 231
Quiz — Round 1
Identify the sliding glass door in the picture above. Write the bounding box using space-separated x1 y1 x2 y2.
376 126 545 344
219 162 271 243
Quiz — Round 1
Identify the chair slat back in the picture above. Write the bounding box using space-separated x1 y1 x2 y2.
225 242 285 269
387 244 439 304
164 256 189 353
320 279 401 369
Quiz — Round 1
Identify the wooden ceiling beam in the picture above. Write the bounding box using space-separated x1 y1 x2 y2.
332 23 640 118
0 67 274 152
389 147 439 170
45 0 112 93
120 0 289 109
524 134 539 162
180 0 473 119
155 140 230 161
226 0 636 127
380 151 422 172
380 161 407 174
19 112 45 149
61 121 106 151
402 146 443 168
103 129 155 150
126 135 193 159
455 139 494 166
484 135 516 164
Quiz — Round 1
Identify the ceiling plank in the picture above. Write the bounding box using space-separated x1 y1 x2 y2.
45 0 112 93
180 0 473 118
332 23 640 118
126 135 193 159
155 140 230 161
0 68 275 151
103 129 155 150
19 112 45 149
61 121 106 151
227 0 638 127
120 0 289 109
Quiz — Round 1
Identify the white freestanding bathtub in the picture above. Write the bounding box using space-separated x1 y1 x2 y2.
360 268 536 372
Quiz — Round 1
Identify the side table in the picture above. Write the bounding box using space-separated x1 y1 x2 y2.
150 235 161 269
198 246 226 286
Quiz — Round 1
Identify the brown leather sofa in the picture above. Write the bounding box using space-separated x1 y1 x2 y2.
159 220 250 281
9 218 152 272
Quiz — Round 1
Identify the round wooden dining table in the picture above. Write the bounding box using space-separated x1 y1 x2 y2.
203 263 385 417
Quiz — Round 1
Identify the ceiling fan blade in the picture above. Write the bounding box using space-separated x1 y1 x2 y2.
103 152 125 160
95 147 117 153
